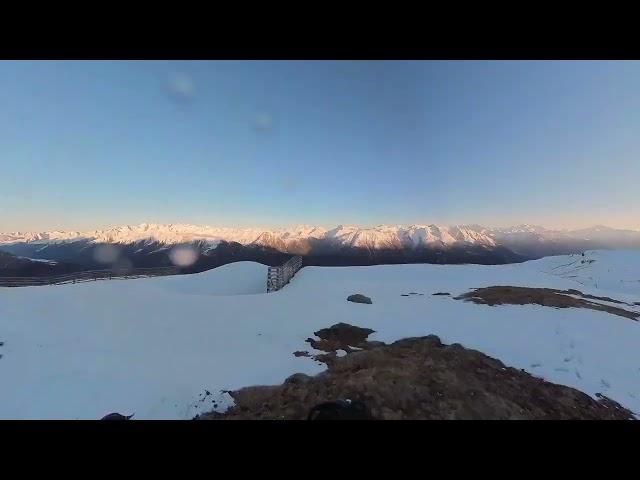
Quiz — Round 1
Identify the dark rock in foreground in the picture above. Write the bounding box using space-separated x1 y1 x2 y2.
347 294 372 304
100 413 134 420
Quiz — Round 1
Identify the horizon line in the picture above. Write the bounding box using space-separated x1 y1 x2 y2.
2 221 639 235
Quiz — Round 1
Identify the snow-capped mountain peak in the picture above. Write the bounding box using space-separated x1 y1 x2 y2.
2 223 638 258
0 223 497 250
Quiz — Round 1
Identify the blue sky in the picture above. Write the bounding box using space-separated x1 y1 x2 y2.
1 60 639 232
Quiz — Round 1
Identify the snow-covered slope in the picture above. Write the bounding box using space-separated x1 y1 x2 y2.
535 250 640 297
147 261 268 296
0 250 638 419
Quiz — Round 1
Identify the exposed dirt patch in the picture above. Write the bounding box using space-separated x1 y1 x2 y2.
293 351 311 358
455 286 639 321
198 331 634 420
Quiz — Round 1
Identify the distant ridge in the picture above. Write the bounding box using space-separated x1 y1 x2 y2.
1 222 639 275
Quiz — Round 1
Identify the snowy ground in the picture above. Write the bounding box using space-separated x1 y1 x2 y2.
0 250 639 419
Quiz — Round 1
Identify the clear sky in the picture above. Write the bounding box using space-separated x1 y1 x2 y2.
1 60 639 232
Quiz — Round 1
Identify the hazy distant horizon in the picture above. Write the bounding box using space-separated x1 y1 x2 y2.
1 218 638 234
2 61 638 233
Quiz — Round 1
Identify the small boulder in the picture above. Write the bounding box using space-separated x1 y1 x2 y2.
347 294 372 304
100 412 134 420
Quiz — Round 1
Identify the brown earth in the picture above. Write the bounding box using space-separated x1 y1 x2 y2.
303 323 378 367
197 323 634 420
455 286 639 321
305 322 374 353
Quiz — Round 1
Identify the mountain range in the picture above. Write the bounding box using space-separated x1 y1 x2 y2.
1 223 639 275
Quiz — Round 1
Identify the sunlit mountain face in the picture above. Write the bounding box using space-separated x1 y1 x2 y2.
1 222 639 276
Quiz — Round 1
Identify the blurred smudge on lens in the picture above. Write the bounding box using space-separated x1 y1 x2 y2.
166 73 195 103
254 112 273 132
93 244 121 264
281 176 297 194
112 257 133 274
169 245 199 267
